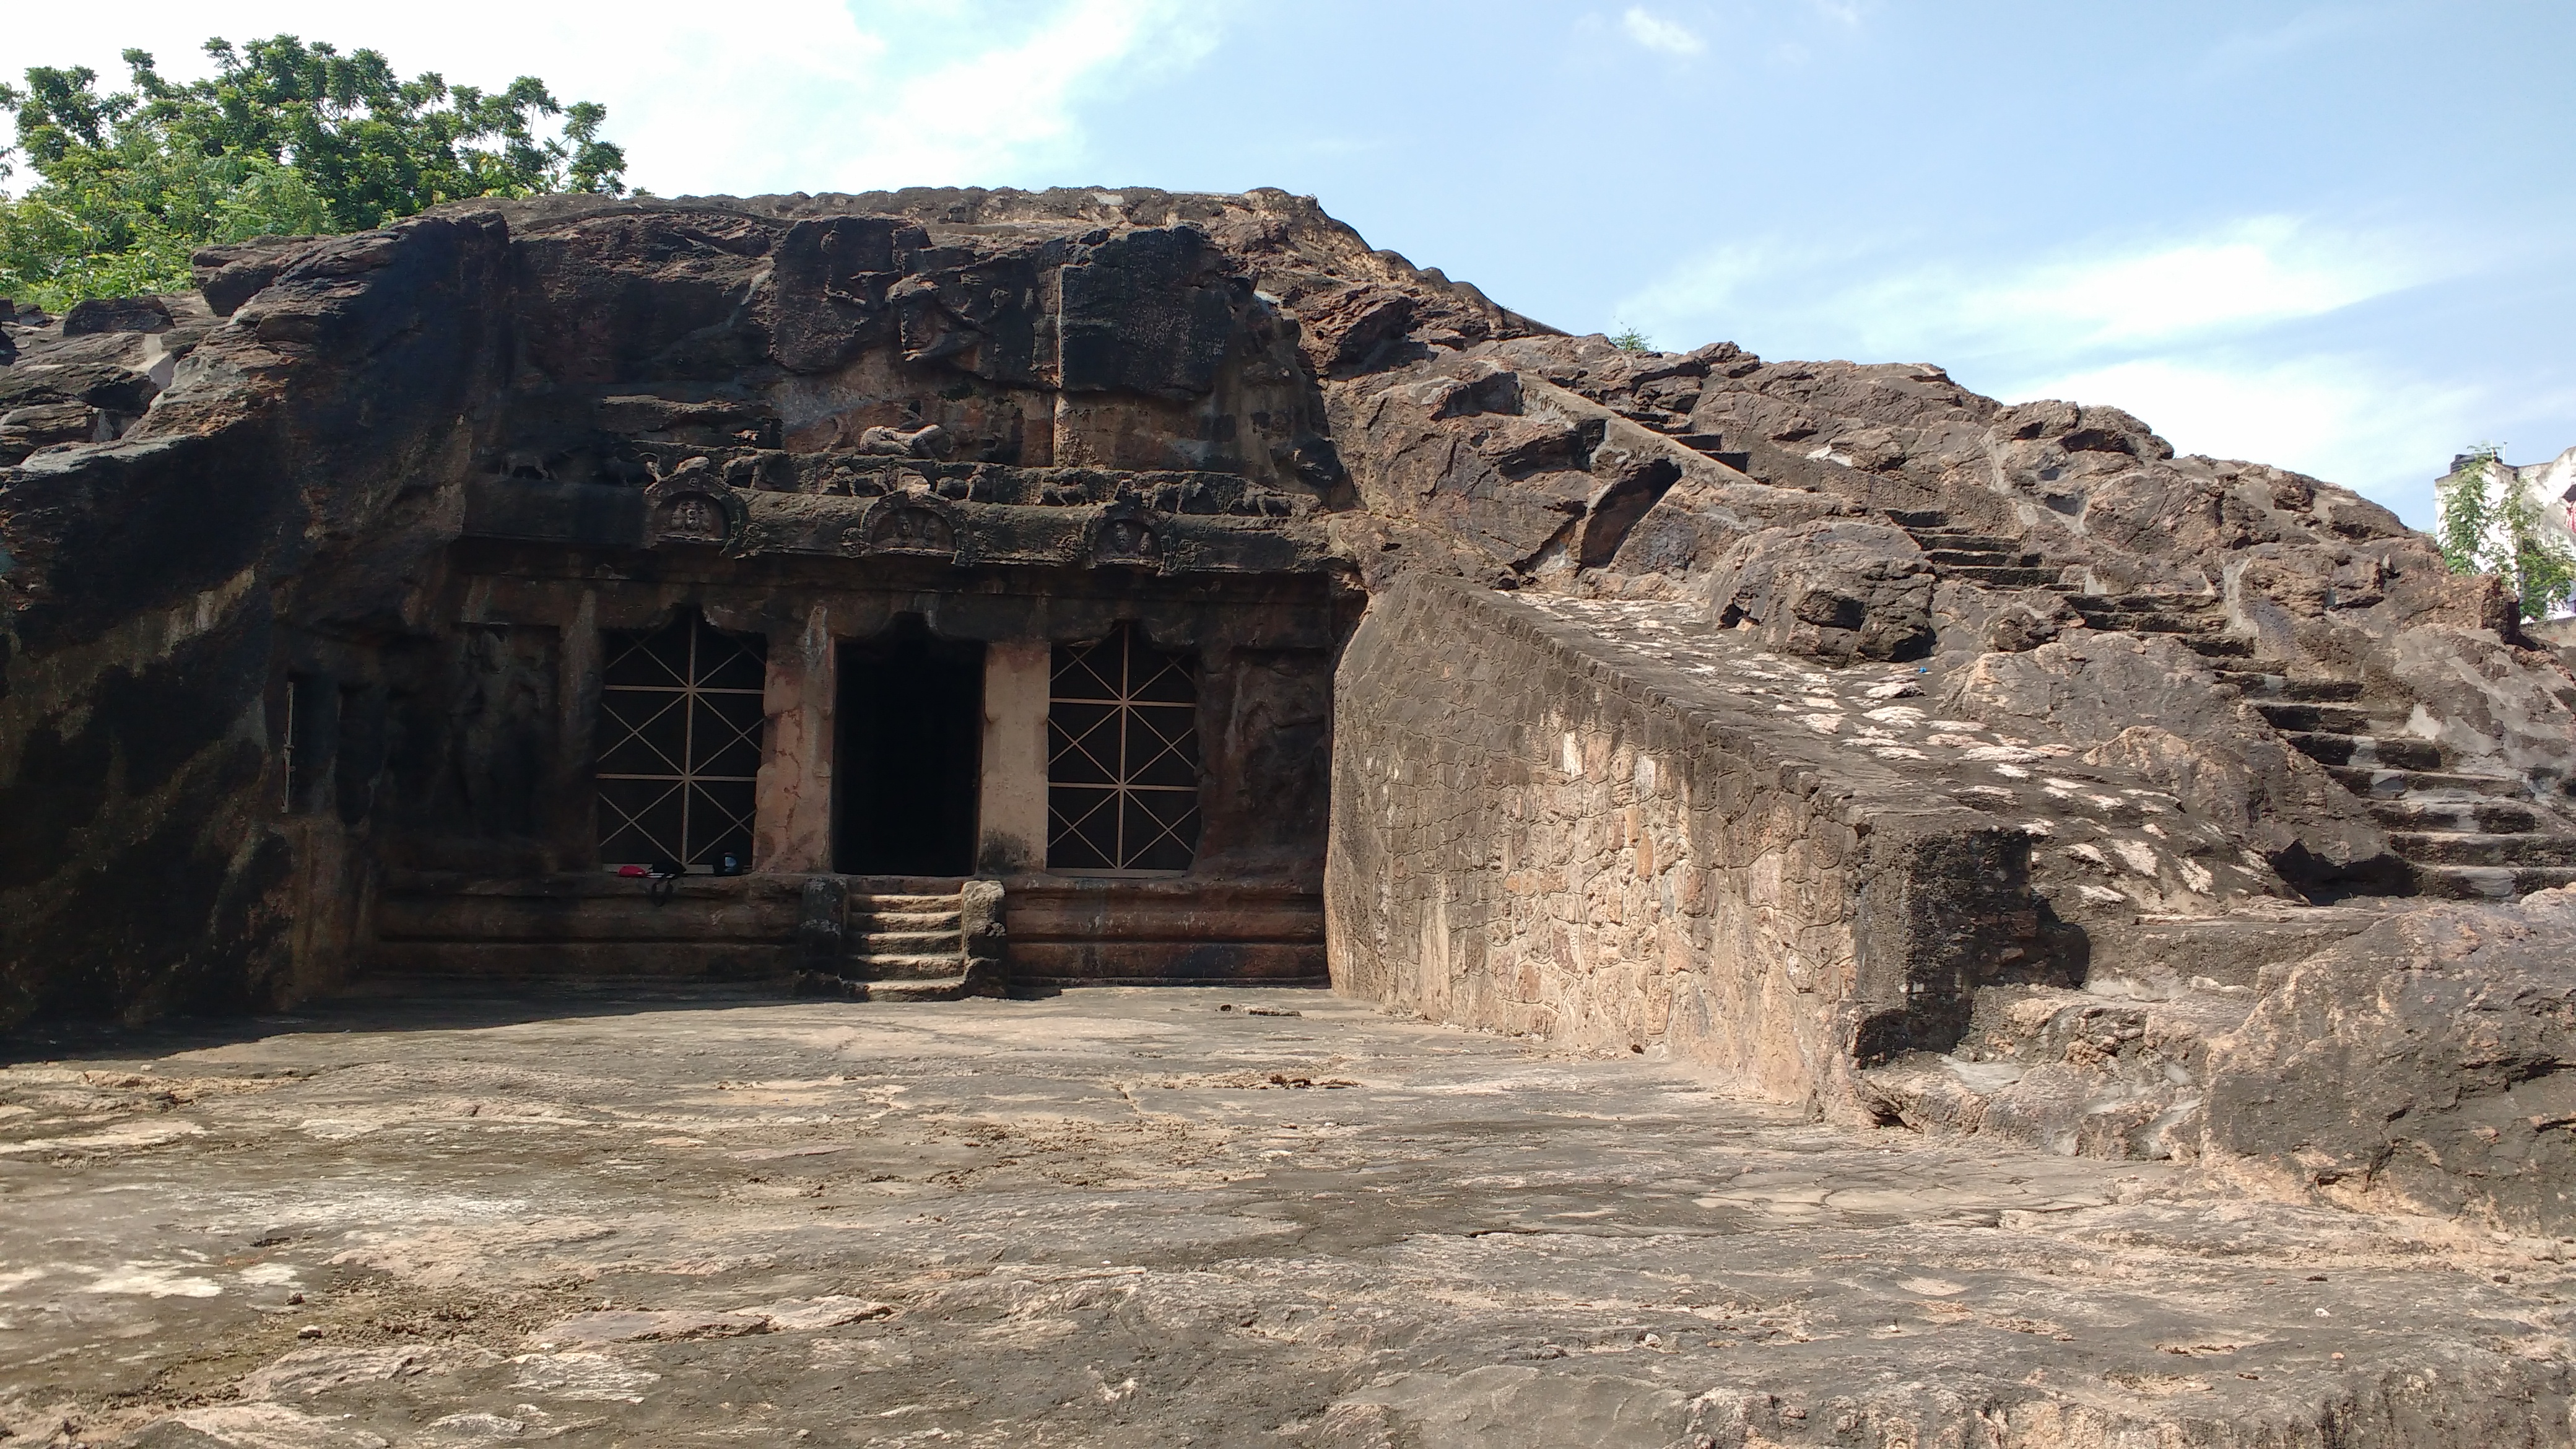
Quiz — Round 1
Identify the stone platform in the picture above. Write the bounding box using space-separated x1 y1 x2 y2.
363 873 1326 989
2 989 2569 1447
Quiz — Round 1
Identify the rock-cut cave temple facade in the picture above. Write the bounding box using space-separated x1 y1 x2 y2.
6 188 2576 1229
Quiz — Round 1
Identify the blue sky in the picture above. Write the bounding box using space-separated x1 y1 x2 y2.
15 1 2573 525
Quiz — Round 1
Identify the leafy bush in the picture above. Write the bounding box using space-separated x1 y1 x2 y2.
1 37 625 308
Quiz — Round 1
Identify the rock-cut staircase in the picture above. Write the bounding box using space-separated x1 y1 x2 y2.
1606 394 1754 473
797 878 998 1001
1889 512 2245 662
1887 509 2060 590
1886 509 2576 899
2217 668 2576 900
2061 591 2250 663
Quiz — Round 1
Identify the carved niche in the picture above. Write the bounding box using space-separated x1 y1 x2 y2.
1089 505 1164 570
663 494 728 541
647 487 738 549
858 497 961 561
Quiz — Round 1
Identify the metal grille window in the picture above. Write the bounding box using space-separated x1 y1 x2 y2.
595 612 767 868
1048 625 1201 873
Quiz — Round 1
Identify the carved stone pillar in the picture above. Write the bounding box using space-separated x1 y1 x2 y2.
754 604 836 872
978 641 1051 873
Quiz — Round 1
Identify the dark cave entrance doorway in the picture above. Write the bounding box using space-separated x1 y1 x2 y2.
835 618 985 877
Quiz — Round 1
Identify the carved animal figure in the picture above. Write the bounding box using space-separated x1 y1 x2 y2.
853 423 951 458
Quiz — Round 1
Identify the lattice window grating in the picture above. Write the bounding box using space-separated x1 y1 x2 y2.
1047 625 1201 873
594 612 767 868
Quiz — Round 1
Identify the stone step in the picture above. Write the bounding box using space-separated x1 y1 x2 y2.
2082 907 2386 990
855 929 959 953
857 909 962 931
794 969 972 1003
2069 599 2211 617
2216 671 2366 702
1924 548 2039 568
1912 531 2021 552
2370 798 2544 833
2282 731 2444 772
2082 613 2224 636
2074 591 2222 612
2390 832 2576 867
1945 565 2061 587
851 951 967 980
1887 509 1949 529
1857 983 2258 1158
850 894 963 912
2252 701 2379 734
1671 433 1753 469
2415 864 2576 900
1970 992 2154 1067
2183 635 2256 659
2326 765 2526 799
866 975 974 1002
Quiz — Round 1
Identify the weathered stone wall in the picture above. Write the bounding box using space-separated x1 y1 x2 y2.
1326 573 2056 1115
0 217 516 1025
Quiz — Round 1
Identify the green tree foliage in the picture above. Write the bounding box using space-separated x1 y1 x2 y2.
1608 325 1654 353
0 37 625 308
2436 443 2502 575
2497 481 2576 622
2437 443 2576 622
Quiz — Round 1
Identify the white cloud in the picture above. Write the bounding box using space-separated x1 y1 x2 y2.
5 0 1227 195
827 0 1226 189
1930 217 2416 350
1622 217 2435 364
1621 7 1707 56
1998 354 2478 513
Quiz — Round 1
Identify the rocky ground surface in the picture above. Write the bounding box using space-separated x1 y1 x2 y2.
2 989 2572 1448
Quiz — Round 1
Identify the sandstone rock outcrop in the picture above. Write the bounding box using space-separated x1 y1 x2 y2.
2200 884 2576 1233
5 184 2576 1243
1701 519 1934 663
